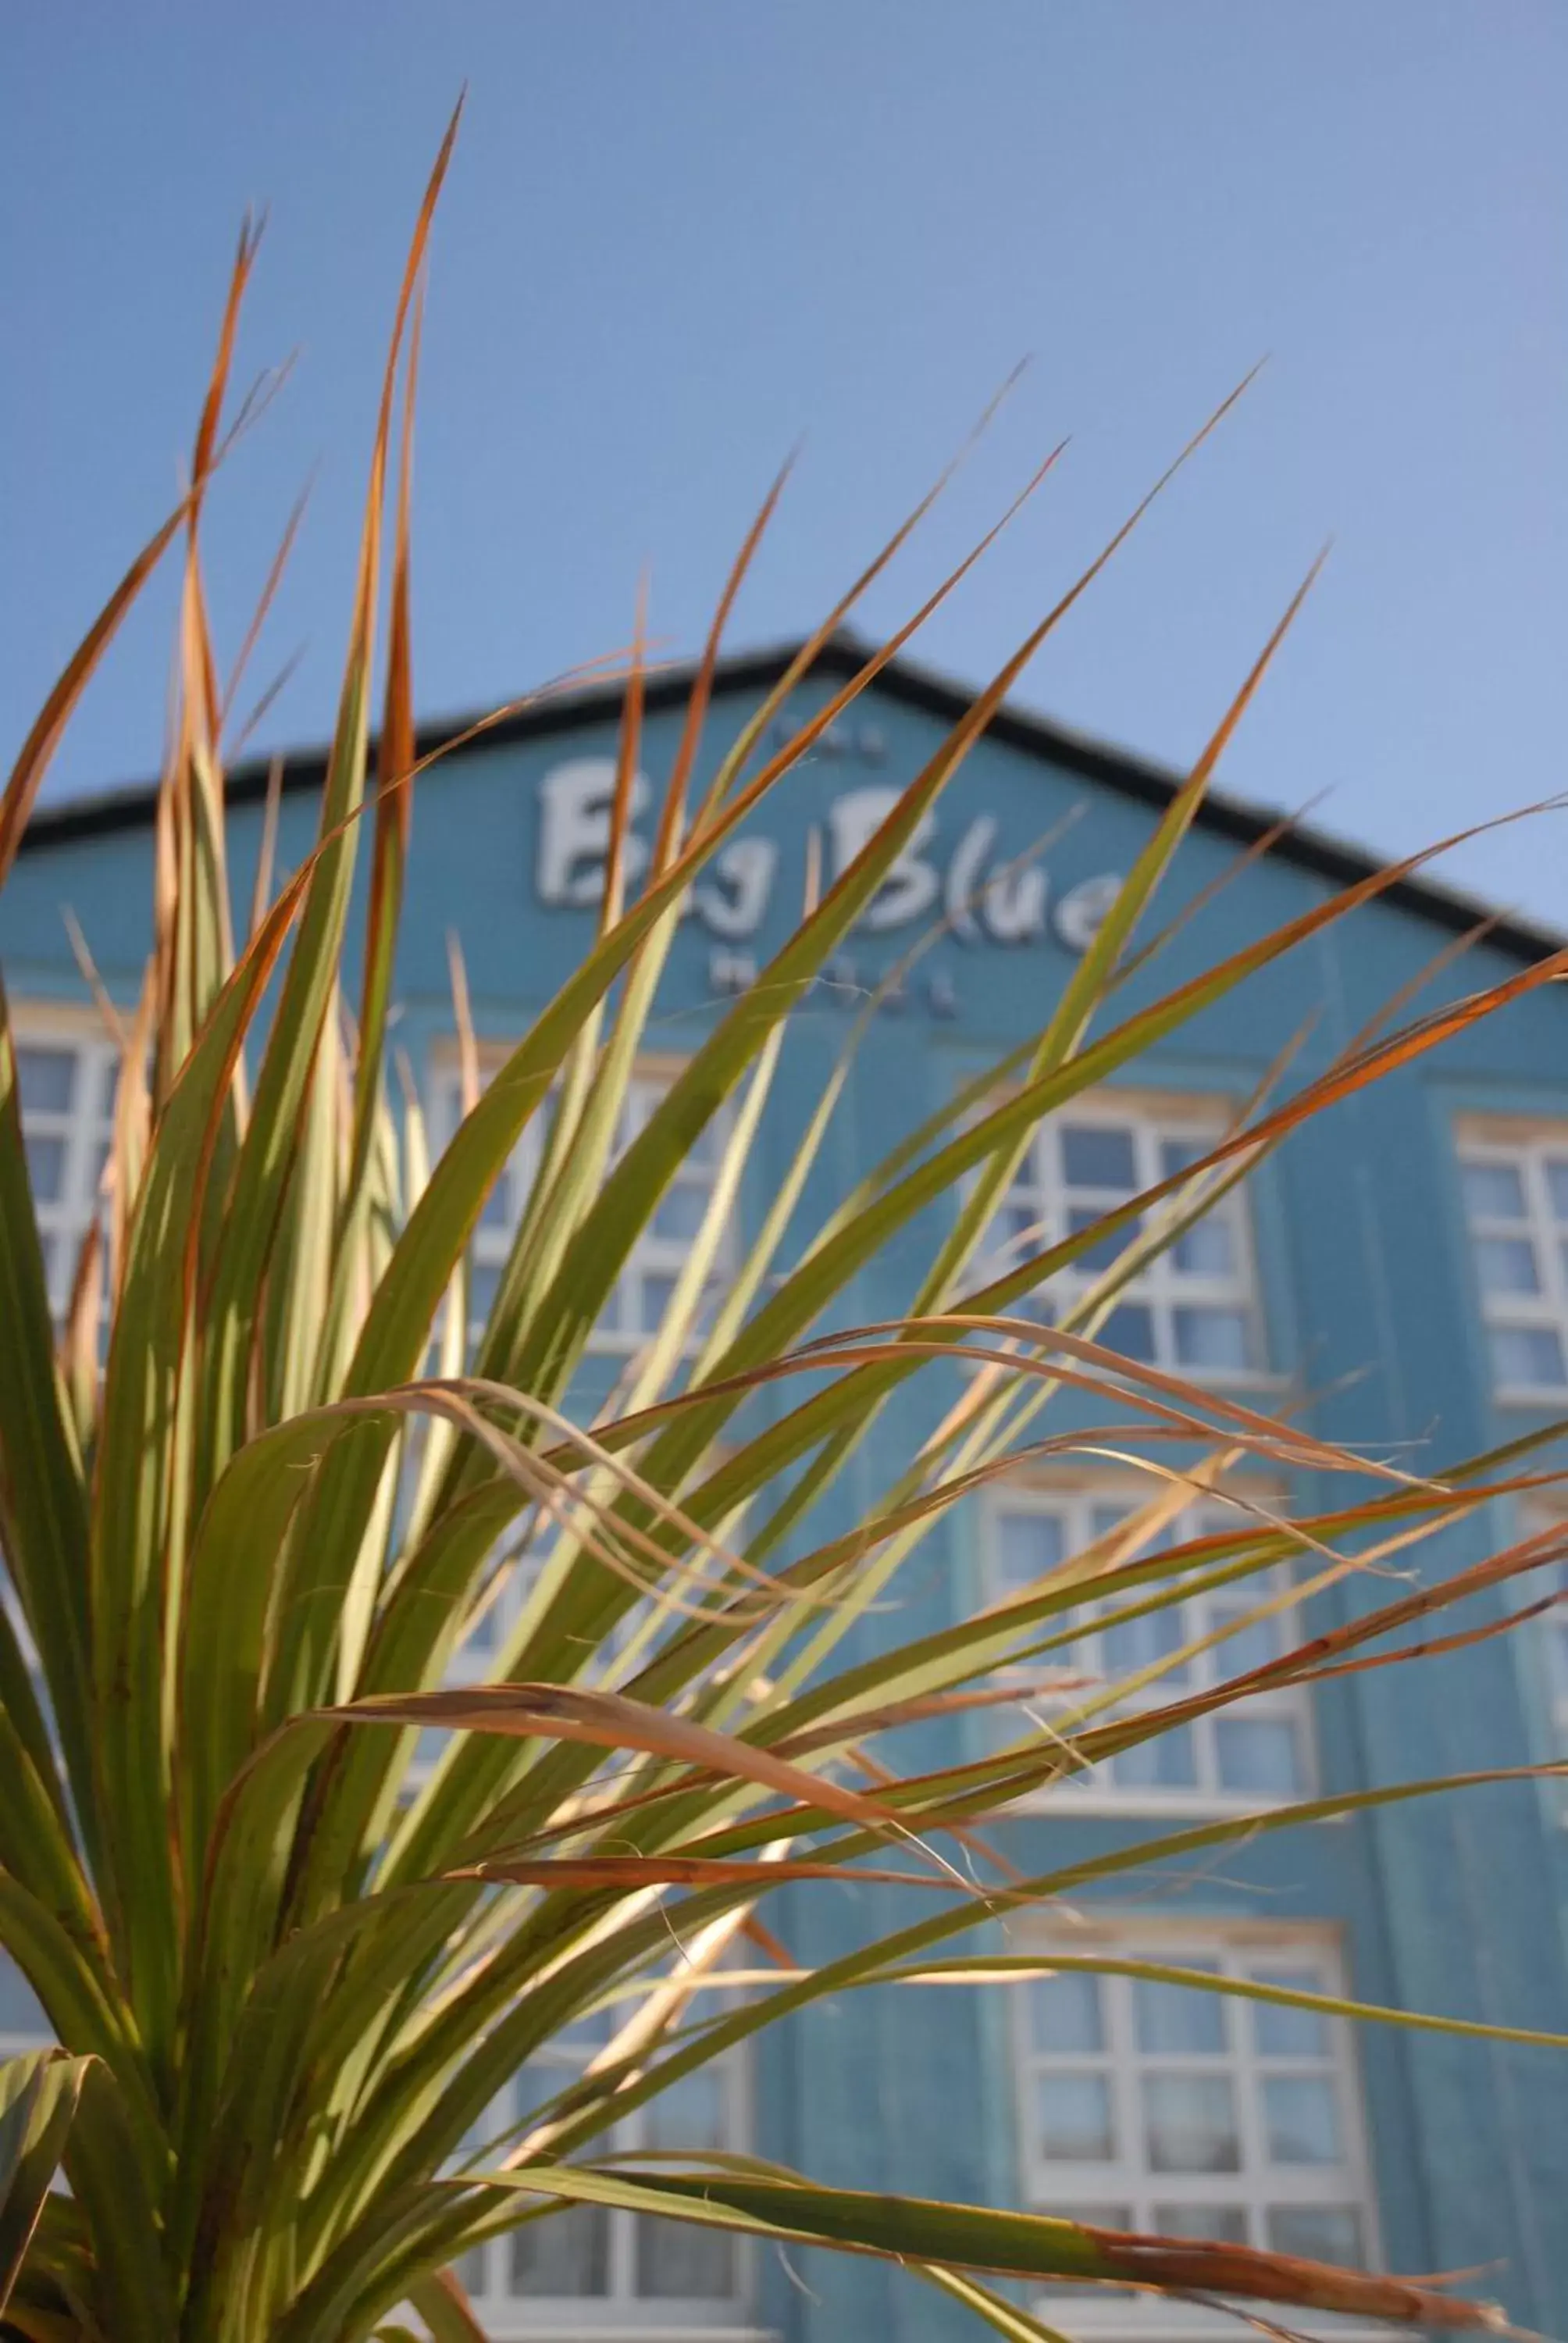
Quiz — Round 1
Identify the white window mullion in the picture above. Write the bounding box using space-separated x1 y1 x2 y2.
1458 1124 1568 1397
984 1485 1314 1811
1109 1968 1143 2224
11 1015 119 1325
978 1093 1263 1384
1228 1954 1269 2245
432 1054 732 1361
465 2017 750 2332
1016 1930 1376 2323
609 2147 636 2309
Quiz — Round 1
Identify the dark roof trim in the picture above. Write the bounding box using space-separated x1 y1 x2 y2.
19 631 1560 964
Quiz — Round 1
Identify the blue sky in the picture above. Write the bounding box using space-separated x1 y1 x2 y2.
2 3 1564 919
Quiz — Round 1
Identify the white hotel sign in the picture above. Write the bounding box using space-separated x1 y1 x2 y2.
535 758 1122 957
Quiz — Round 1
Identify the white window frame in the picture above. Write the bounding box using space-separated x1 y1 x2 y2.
1513 1501 1568 1772
428 1050 732 1356
451 2016 759 2339
982 1482 1316 1816
405 1504 749 1798
975 1091 1266 1385
449 1531 665 1685
1455 1117 1568 1402
1008 1918 1380 2337
8 1001 119 1324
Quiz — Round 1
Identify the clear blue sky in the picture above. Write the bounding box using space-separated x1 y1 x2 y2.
3 4 1564 919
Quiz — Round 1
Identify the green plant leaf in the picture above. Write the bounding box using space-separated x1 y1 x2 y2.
469 2161 1506 2328
0 2052 90 2316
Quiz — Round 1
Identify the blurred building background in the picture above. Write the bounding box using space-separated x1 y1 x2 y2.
5 640 1566 2341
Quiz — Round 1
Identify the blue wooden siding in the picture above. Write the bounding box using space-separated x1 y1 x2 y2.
5 664 1567 2341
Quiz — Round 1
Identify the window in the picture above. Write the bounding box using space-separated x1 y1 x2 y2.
404 1528 712 1788
9 1016 119 1322
979 1098 1260 1378
1015 1929 1374 2298
1456 1124 1568 1396
444 1529 657 1692
986 1489 1313 1806
431 1058 730 1353
453 2004 752 2334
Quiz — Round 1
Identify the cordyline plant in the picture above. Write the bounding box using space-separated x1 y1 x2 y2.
2 109 1566 2343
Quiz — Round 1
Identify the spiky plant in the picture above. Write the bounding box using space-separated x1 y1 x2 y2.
2 111 1565 2343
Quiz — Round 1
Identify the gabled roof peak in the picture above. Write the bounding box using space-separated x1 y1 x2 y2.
17 633 1559 965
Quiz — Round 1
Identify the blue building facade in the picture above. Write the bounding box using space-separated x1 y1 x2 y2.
4 637 1567 2342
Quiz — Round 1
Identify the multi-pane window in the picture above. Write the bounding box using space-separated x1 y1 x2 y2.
11 1020 119 1321
433 1059 730 1352
979 1100 1260 1378
405 1529 701 1788
401 1531 755 2334
453 2005 750 2334
987 1491 1312 1804
1017 1932 1374 2288
1456 1125 1568 1396
446 1531 652 1692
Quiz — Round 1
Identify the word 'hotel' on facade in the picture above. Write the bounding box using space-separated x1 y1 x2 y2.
4 635 1566 2341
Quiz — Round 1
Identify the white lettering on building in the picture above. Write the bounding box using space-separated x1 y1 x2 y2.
533 758 1122 956
707 948 759 996
826 786 941 930
536 758 650 907
690 836 778 939
1052 872 1122 954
